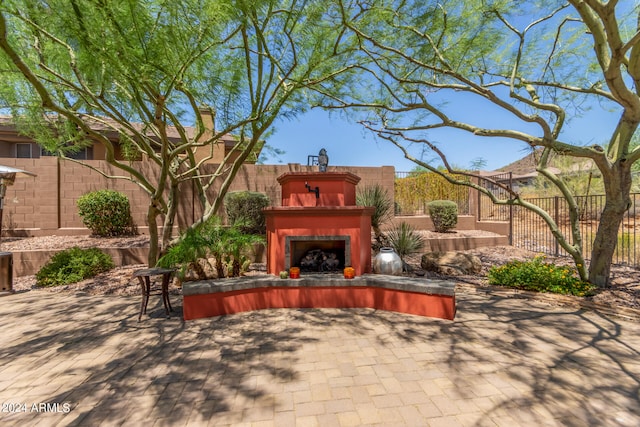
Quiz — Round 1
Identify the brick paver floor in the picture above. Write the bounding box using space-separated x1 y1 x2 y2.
1 288 639 426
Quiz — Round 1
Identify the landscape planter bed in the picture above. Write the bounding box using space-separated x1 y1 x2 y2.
182 274 456 321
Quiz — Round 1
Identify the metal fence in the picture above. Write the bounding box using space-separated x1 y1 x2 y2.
510 194 640 266
475 174 640 266
477 172 513 222
394 171 470 216
394 170 640 267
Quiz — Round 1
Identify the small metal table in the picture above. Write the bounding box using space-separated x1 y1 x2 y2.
133 268 175 321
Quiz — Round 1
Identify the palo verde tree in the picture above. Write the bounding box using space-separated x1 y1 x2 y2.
0 0 352 265
323 0 640 287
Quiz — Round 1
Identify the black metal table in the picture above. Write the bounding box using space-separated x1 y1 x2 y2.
133 268 175 321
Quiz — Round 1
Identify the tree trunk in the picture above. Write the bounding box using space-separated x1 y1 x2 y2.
147 205 160 267
161 183 179 254
588 163 632 287
215 256 225 279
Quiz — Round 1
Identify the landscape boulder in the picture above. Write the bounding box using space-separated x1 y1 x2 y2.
421 251 482 276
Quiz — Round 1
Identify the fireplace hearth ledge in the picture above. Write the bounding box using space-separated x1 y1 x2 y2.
182 274 456 321
183 274 455 296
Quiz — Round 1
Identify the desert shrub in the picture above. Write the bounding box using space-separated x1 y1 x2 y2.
427 200 458 232
224 191 270 235
36 247 114 287
77 190 136 237
220 226 265 277
488 256 595 296
386 222 425 261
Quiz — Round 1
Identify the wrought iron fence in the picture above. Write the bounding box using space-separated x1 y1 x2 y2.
477 172 513 222
394 170 640 266
511 194 640 266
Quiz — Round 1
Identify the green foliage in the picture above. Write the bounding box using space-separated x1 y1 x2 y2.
77 190 136 237
156 226 209 280
468 157 487 171
0 0 352 266
386 222 425 260
220 227 265 277
395 172 469 215
224 191 270 235
488 256 595 297
36 247 114 287
356 184 393 234
157 217 265 280
427 200 458 233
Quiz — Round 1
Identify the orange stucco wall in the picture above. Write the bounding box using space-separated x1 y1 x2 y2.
183 286 456 321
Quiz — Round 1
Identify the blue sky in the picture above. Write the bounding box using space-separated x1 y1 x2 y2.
267 102 621 172
261 2 634 173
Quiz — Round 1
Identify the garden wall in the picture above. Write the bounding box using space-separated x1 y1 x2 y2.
0 158 396 236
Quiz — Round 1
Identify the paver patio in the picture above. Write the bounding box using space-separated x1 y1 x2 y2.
1 288 639 426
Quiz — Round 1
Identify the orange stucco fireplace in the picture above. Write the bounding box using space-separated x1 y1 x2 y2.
184 170 456 321
263 172 374 276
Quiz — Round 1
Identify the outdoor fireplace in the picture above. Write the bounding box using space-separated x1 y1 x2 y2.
264 172 374 276
184 170 456 321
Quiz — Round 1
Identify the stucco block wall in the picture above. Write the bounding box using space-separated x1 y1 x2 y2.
0 159 397 236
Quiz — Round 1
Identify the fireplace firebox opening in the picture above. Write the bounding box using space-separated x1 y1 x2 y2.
285 235 350 273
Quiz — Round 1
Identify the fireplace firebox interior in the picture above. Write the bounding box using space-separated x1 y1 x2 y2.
286 236 350 272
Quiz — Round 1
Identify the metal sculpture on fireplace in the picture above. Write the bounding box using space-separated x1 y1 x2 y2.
318 148 329 172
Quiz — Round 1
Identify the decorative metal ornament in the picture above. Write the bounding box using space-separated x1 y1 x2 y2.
318 148 329 172
372 247 403 275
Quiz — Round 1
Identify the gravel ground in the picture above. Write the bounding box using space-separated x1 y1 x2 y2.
5 234 640 315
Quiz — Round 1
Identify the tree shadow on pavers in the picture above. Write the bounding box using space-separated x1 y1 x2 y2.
441 293 640 426
2 291 640 426
0 294 324 425
274 295 640 426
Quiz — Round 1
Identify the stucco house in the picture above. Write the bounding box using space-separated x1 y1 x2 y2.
0 109 263 164
492 148 597 191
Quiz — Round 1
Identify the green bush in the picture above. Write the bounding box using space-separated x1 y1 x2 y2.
386 222 425 260
488 256 595 296
36 247 115 287
224 191 270 235
77 190 136 237
427 200 458 232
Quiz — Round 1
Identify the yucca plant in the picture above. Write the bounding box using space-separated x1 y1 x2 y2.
356 184 393 247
